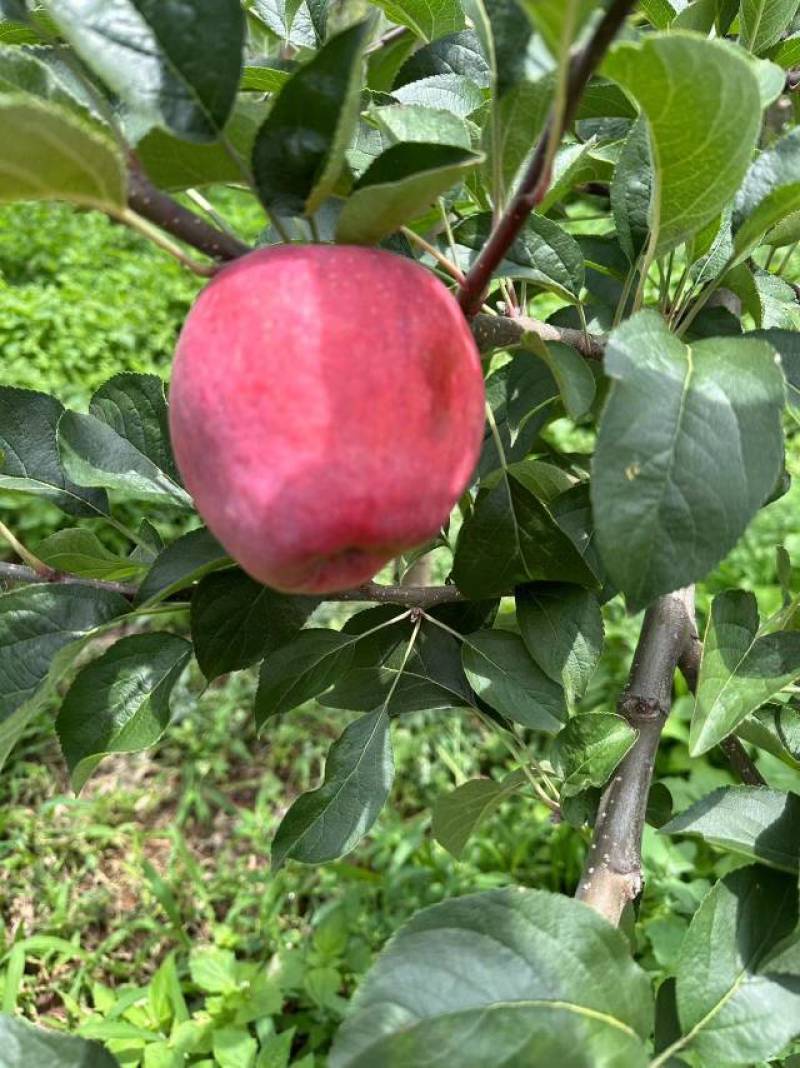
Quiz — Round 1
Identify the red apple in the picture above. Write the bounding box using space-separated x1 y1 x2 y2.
169 244 485 594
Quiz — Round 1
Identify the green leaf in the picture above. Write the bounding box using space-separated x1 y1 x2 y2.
740 0 800 54
611 117 652 264
0 1014 119 1067
252 0 317 48
452 211 584 302
0 42 91 114
516 584 604 708
392 73 484 117
271 709 393 868
690 591 800 755
240 65 290 93
454 472 598 599
40 0 244 141
137 98 266 191
517 0 596 57
603 34 761 255
395 29 490 88
551 713 637 797
0 387 107 516
56 632 192 792
136 528 229 606
189 947 238 994
432 770 527 859
751 327 800 404
369 103 471 148
671 866 800 1063
329 888 652 1068
484 78 552 200
766 30 800 66
255 629 357 725
525 339 596 420
336 142 481 244
734 127 800 255
638 0 677 26
252 21 369 216
58 375 191 509
214 1029 257 1068
371 0 464 41
592 311 785 610
453 471 599 599
662 786 800 872
461 629 567 732
0 584 128 771
191 569 318 682
36 528 145 582
0 94 125 210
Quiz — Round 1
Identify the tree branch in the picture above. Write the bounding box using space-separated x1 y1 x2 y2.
127 163 252 263
457 0 637 318
472 313 605 359
0 561 467 608
678 619 766 787
575 586 696 926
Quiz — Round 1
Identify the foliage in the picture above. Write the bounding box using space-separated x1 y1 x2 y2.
1 0 800 1065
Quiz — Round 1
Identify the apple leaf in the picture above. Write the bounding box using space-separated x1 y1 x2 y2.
336 142 482 245
36 529 145 582
432 770 528 859
461 630 566 731
662 786 800 872
136 528 229 606
330 888 652 1068
670 867 800 1064
689 590 800 755
516 584 604 708
191 570 318 682
392 73 484 117
0 585 129 772
371 0 464 42
0 1014 119 1068
252 20 370 216
395 29 490 88
603 34 761 255
56 632 192 792
611 117 652 264
59 375 191 510
271 709 393 869
734 127 800 255
0 387 108 516
551 713 637 797
255 630 358 725
0 95 125 210
740 0 800 55
592 311 785 610
39 0 244 141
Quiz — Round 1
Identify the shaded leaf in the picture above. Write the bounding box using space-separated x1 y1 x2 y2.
136 528 228 606
0 1014 119 1067
551 713 637 797
255 629 357 725
432 770 527 859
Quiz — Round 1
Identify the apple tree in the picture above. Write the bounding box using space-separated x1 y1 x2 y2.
2 0 800 1064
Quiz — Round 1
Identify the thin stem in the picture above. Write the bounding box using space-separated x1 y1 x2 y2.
613 264 637 327
401 226 466 285
0 522 49 574
382 614 422 712
485 401 509 470
185 189 240 237
476 710 560 810
308 215 322 243
115 208 218 276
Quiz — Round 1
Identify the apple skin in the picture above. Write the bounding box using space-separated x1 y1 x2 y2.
169 244 485 594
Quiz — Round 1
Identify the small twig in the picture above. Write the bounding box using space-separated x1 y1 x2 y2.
401 226 466 285
471 312 605 359
0 522 50 575
575 586 696 926
678 621 766 787
0 560 137 597
114 208 219 277
127 162 252 262
457 0 637 317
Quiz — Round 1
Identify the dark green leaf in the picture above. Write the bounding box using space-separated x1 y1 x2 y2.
611 117 652 264
58 374 190 509
690 590 800 754
330 888 652 1068
734 127 800 255
516 584 603 707
252 21 369 215
672 867 800 1062
0 387 107 516
255 629 357 725
395 29 490 88
593 311 785 610
336 142 481 244
0 584 128 770
40 0 244 141
551 713 637 797
56 632 191 792
461 629 566 731
191 570 318 682
271 709 393 868
484 77 552 201
136 528 229 606
0 1014 119 1067
662 786 800 872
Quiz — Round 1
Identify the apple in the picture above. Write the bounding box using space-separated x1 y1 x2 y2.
169 244 485 594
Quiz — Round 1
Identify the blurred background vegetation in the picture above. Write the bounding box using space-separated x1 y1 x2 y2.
1 194 800 1066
